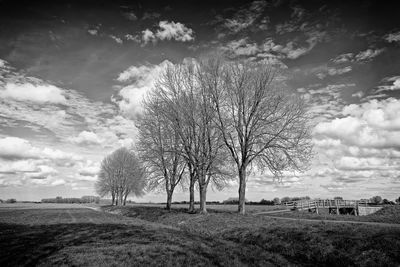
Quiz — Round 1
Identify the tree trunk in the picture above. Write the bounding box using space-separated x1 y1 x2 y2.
119 193 124 206
123 193 128 206
199 185 207 214
111 194 115 206
166 190 172 210
188 175 195 213
238 166 247 214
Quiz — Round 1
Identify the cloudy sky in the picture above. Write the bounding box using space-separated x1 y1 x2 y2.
1 0 400 202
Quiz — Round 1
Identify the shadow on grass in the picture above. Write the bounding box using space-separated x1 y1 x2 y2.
0 222 286 267
104 205 400 267
2 206 400 266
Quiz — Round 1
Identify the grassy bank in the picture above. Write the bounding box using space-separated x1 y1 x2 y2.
103 205 400 266
267 205 400 224
1 205 400 266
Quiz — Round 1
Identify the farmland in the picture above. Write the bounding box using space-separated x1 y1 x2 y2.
1 203 400 266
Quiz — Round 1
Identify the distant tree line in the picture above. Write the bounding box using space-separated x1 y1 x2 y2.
41 196 100 204
1 198 17 203
280 196 311 203
278 195 398 205
329 195 397 205
170 197 291 206
369 195 396 205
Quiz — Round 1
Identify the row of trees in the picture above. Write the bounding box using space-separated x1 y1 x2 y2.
135 57 313 214
369 196 398 205
0 198 17 203
41 196 100 204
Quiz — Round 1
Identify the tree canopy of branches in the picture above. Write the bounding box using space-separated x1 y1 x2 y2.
138 56 312 214
144 61 232 213
136 94 186 210
96 147 145 206
200 57 313 214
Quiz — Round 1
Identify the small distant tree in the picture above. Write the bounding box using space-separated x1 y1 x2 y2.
334 196 343 200
273 197 281 205
223 197 248 205
382 199 394 205
281 197 291 203
6 198 16 203
370 196 382 204
259 199 274 205
96 148 146 206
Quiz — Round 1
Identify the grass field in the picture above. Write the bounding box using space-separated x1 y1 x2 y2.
1 203 400 266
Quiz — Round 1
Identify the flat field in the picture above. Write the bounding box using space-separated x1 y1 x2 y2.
1 203 400 266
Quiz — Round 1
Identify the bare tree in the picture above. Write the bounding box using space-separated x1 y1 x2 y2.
136 93 186 210
202 58 313 214
96 147 145 205
153 62 230 213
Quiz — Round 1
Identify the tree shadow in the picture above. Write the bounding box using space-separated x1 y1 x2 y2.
0 222 282 266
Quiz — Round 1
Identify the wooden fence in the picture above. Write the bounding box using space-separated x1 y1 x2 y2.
283 199 371 211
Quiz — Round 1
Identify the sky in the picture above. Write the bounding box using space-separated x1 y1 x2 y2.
0 0 400 202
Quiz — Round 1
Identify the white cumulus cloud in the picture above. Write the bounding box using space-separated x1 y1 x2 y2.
384 31 400 43
0 83 67 104
354 48 385 62
0 136 82 162
114 60 172 117
141 21 194 44
314 98 400 149
376 76 400 92
68 131 102 145
78 160 100 177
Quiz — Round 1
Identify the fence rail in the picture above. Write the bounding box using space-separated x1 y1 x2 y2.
283 199 371 211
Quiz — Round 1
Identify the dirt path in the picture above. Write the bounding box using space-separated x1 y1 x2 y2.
253 209 291 215
82 205 101 212
83 206 180 231
259 215 400 227
67 210 77 223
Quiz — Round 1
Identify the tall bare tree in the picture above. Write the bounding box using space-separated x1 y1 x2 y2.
96 147 145 205
153 62 230 213
201 58 313 214
136 93 186 210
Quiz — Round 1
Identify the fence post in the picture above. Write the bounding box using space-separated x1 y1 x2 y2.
336 199 339 215
355 201 359 216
